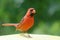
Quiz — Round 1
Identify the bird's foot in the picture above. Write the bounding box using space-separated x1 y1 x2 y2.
20 33 32 38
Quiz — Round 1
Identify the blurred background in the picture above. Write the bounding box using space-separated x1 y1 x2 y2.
0 0 60 36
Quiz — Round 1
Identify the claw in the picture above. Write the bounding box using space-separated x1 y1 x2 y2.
20 33 32 38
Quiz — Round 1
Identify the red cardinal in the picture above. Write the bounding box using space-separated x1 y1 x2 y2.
2 8 36 37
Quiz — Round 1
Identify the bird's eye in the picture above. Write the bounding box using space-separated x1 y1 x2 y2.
30 9 33 11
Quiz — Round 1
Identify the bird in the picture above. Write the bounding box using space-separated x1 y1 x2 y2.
2 8 36 38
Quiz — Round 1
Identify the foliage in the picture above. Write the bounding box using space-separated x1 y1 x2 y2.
0 0 60 36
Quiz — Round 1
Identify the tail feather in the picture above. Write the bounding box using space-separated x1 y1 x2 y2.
2 23 18 27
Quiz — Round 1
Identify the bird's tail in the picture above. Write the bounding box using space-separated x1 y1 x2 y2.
2 23 18 27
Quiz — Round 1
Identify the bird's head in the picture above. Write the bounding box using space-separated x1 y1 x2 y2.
26 8 36 17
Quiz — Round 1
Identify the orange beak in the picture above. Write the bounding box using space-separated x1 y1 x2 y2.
32 10 36 14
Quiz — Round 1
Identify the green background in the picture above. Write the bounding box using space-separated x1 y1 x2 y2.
0 0 60 36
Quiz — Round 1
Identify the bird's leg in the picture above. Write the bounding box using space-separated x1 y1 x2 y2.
20 31 25 36
25 32 32 38
20 31 32 38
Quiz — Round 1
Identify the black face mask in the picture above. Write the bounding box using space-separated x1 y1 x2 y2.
30 13 34 17
30 9 35 17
